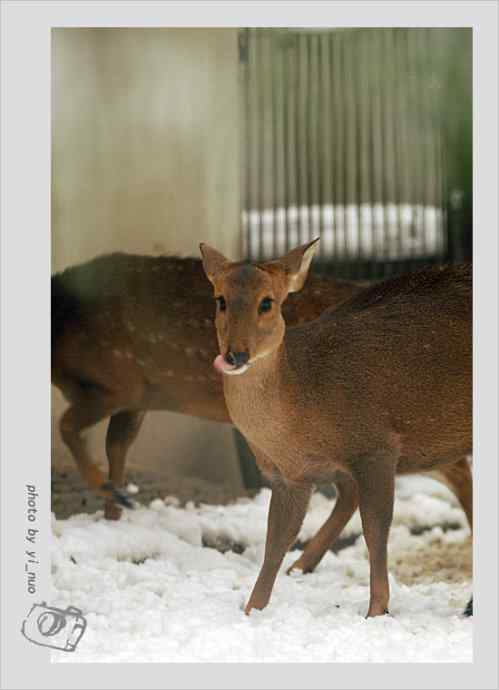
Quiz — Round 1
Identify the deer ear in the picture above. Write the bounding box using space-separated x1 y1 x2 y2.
199 243 230 284
268 238 320 293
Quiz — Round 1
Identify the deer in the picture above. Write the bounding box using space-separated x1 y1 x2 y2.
52 252 473 541
200 239 472 618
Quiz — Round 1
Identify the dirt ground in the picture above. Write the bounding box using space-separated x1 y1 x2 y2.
51 463 250 520
389 537 472 586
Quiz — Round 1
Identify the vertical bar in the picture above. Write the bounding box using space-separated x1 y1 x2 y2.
305 33 312 244
400 28 416 272
240 29 251 259
288 33 298 252
329 32 337 268
271 32 279 258
247 28 258 261
417 29 431 261
407 29 424 270
295 33 304 246
257 29 265 260
281 33 290 256
332 31 345 277
303 33 311 243
404 29 418 271
437 32 450 262
376 30 389 278
344 31 359 278
309 34 320 248
382 29 396 275
264 30 275 260
365 29 380 280
431 29 446 263
341 32 352 276
352 31 363 278
355 29 370 278
423 28 436 263
318 32 330 264
390 29 405 275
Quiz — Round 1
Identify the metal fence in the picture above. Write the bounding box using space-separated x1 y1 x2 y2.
239 28 472 279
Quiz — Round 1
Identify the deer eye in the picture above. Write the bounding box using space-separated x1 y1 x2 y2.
216 296 226 312
258 297 273 315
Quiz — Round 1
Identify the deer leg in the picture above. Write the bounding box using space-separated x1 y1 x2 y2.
431 458 473 616
60 398 132 509
287 473 358 575
245 477 312 615
352 453 397 618
104 410 145 520
428 458 473 531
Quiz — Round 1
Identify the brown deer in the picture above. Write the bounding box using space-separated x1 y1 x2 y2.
200 240 472 617
52 252 472 539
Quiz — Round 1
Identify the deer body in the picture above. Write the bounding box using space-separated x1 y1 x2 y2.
227 286 470 482
200 241 471 617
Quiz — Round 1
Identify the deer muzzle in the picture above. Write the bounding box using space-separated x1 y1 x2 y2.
213 352 250 376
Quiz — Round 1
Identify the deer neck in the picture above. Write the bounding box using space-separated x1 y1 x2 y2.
222 340 292 437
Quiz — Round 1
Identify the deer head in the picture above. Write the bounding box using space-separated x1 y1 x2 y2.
200 239 320 375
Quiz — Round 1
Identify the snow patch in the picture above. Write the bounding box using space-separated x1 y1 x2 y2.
51 475 472 663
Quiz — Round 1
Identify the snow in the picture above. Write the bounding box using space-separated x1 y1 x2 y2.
242 203 445 260
50 474 472 663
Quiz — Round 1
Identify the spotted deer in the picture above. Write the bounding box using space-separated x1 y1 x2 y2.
200 240 472 617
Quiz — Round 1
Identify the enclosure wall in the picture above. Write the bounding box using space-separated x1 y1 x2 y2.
51 28 243 493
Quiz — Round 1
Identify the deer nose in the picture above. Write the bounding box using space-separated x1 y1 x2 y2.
225 351 249 368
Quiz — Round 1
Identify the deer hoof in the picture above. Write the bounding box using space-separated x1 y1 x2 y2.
463 598 473 617
100 482 134 509
365 606 389 619
113 487 134 509
104 501 123 521
286 557 315 575
244 592 269 615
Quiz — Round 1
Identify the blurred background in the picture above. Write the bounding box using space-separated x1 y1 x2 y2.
51 28 472 514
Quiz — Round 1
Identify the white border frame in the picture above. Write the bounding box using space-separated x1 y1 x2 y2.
1 2 497 689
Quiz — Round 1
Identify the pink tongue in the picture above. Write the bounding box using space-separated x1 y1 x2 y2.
213 354 237 374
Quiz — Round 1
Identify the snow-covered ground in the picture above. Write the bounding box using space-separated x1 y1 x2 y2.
242 203 445 260
50 475 472 663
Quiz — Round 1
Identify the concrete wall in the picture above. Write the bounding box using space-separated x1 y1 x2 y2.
52 28 244 496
